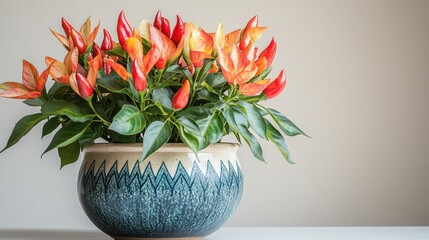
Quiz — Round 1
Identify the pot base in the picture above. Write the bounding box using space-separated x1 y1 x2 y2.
114 237 203 240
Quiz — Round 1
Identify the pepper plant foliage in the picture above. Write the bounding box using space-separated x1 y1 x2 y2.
0 11 307 167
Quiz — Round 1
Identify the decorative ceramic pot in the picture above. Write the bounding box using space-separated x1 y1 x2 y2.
77 143 243 240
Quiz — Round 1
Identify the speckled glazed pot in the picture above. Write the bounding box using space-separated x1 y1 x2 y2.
78 143 243 240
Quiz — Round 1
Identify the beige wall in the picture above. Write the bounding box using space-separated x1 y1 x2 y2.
0 0 428 229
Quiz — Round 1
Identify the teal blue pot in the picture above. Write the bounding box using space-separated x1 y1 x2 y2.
77 143 243 240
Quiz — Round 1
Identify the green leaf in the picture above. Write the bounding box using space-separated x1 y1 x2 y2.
196 113 223 150
249 67 271 83
222 105 240 131
106 46 127 58
109 130 138 143
23 98 45 106
58 141 81 168
43 121 91 155
79 125 102 148
41 100 94 122
203 102 225 113
205 72 226 88
1 113 47 153
223 105 264 161
233 131 242 145
182 69 194 81
239 101 267 140
238 126 264 161
42 117 61 138
178 125 199 155
109 105 146 135
97 70 132 95
200 81 217 94
47 82 68 97
177 117 201 136
141 121 172 161
266 107 309 137
233 108 264 161
152 88 172 112
82 43 94 68
265 120 293 164
197 88 220 101
198 59 216 80
178 106 210 121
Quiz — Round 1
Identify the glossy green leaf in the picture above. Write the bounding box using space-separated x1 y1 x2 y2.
265 120 293 163
141 121 171 161
58 141 80 168
1 113 47 153
152 88 172 112
106 46 127 58
23 98 45 106
205 72 226 88
97 71 131 95
239 101 267 140
233 131 242 145
197 88 220 101
47 82 68 97
249 67 271 83
177 117 201 136
42 117 61 138
266 107 309 137
41 100 94 122
178 106 210 121
178 125 199 155
222 105 240 131
238 125 264 161
109 130 138 143
198 59 216 80
109 105 145 135
79 125 102 148
233 107 264 161
82 43 94 69
203 102 225 113
196 113 223 150
43 121 91 155
223 105 264 161
200 81 217 94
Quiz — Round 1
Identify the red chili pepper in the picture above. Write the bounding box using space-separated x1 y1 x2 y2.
153 10 162 30
258 37 277 67
70 29 87 54
92 44 104 69
131 59 147 92
263 70 286 99
93 43 102 57
76 73 93 98
101 29 113 51
161 17 171 38
155 57 167 70
244 15 258 30
104 61 112 76
61 17 74 38
172 79 191 109
171 15 184 45
117 11 133 47
239 15 259 50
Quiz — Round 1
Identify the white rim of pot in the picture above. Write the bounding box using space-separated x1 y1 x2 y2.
84 142 240 153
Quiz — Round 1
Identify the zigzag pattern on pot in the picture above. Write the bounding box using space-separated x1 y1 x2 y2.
82 159 242 193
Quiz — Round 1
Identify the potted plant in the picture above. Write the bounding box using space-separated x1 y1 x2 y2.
0 10 306 240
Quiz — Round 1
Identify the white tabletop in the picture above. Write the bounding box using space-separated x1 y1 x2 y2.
0 227 428 240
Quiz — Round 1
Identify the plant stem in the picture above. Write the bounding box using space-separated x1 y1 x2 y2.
139 91 146 112
156 68 165 85
87 98 110 126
